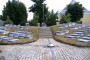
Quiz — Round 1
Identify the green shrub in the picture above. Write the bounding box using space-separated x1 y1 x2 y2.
29 19 38 26
20 20 27 26
45 10 57 26
4 17 13 25
77 21 82 24
60 13 71 24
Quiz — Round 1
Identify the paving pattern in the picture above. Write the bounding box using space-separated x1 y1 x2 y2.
0 27 90 60
0 39 52 60
0 38 90 60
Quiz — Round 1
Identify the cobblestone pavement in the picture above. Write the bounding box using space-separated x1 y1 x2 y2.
0 38 90 60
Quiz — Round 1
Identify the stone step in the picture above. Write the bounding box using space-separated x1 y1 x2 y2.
40 28 51 29
39 28 51 30
39 35 52 36
39 27 53 38
39 34 53 36
39 36 53 38
39 35 53 37
40 27 50 28
39 31 51 33
39 33 52 35
39 34 52 36
39 31 52 34
39 30 51 32
39 31 52 33
39 29 51 31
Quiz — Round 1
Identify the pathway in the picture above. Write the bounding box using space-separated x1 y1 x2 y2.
0 27 90 60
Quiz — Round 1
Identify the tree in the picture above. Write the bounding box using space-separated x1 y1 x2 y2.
29 13 38 26
29 0 48 27
2 0 27 25
45 10 58 26
0 15 3 20
2 6 7 21
66 2 84 22
60 13 71 24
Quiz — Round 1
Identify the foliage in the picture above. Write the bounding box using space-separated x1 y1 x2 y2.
2 0 27 25
29 0 48 26
29 19 38 26
20 20 27 26
66 2 84 22
29 13 38 26
60 13 71 24
76 21 82 24
45 10 58 26
2 6 7 21
0 15 3 20
4 16 13 25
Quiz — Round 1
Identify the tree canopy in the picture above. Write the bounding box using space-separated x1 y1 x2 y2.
29 13 38 26
45 10 58 26
60 13 71 24
0 15 3 20
2 0 27 25
29 0 48 26
66 2 84 22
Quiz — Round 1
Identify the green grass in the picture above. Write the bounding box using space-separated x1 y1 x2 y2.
0 26 39 45
51 25 90 47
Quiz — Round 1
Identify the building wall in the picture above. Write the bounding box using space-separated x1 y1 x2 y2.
81 14 90 23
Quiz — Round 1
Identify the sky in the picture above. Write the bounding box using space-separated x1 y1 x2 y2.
0 0 90 20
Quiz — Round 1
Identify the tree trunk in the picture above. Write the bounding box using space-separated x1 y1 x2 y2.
40 22 42 27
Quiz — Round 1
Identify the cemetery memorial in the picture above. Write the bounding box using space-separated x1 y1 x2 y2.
58 23 76 28
78 36 90 43
8 31 33 39
0 27 9 34
0 36 19 42
51 23 90 46
56 30 69 35
0 25 39 45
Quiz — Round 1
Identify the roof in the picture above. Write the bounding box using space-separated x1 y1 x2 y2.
60 0 90 14
84 8 90 14
70 0 77 4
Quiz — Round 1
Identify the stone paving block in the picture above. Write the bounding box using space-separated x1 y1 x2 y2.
0 33 90 60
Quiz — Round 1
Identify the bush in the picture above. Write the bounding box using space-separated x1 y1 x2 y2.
20 20 27 26
4 17 13 25
77 21 82 24
46 20 56 26
60 13 71 24
29 19 38 26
